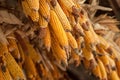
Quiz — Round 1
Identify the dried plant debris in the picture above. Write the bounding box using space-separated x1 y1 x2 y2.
0 0 120 80
0 10 23 25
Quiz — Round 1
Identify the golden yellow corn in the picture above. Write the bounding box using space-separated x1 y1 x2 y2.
25 0 39 11
2 67 12 80
39 14 48 28
115 59 120 77
92 64 102 79
39 0 50 21
15 32 41 63
7 35 21 61
17 42 25 68
4 52 26 80
109 71 120 80
22 1 39 22
51 32 67 65
43 27 51 51
49 10 68 49
97 58 108 80
66 32 78 51
50 1 72 31
0 68 4 80
24 55 37 79
58 0 75 13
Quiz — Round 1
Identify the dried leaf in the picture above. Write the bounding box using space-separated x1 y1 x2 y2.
0 27 8 44
0 10 23 25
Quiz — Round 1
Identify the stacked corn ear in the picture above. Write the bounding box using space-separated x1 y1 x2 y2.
0 0 120 80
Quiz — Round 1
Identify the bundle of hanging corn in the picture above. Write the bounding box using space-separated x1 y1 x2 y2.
0 0 120 80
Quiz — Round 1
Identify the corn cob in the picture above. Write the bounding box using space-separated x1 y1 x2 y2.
39 14 48 28
49 10 68 49
75 23 85 36
43 27 51 51
0 68 4 80
25 0 39 11
58 0 76 13
4 52 26 80
68 12 76 27
82 46 97 70
0 42 8 56
15 31 41 63
108 56 116 70
98 35 110 49
30 10 39 22
22 0 39 22
23 38 41 63
7 34 21 61
97 58 108 80
57 0 70 18
109 71 120 80
82 58 91 69
98 54 111 73
24 55 37 79
51 32 67 65
17 42 25 68
36 74 41 80
84 30 96 50
92 64 102 79
0 56 12 80
82 47 94 61
70 50 81 66
39 0 50 21
50 1 72 31
76 36 84 51
37 63 54 80
1 67 12 80
66 32 78 52
22 1 31 16
115 59 120 77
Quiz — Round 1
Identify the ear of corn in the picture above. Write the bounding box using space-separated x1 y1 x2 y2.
4 52 26 80
51 32 67 65
58 0 75 13
23 38 42 63
0 68 4 80
1 67 12 80
39 0 50 21
108 56 116 70
0 56 12 80
30 10 39 22
43 27 51 51
50 1 72 31
15 31 41 63
22 0 39 22
24 55 37 79
22 1 31 17
7 34 21 61
17 42 25 68
70 50 81 66
49 10 68 49
92 64 102 79
115 60 120 77
82 58 91 69
82 47 94 61
39 14 48 28
66 32 78 51
76 36 84 51
97 58 108 80
25 0 39 11
109 71 120 80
